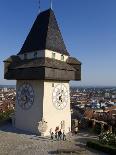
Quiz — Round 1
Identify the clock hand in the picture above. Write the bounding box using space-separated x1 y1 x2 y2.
59 95 61 101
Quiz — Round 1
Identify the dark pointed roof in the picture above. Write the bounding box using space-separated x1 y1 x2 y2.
18 9 69 56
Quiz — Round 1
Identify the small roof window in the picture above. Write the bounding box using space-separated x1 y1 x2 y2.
24 54 27 60
34 52 37 58
61 55 64 61
52 52 55 59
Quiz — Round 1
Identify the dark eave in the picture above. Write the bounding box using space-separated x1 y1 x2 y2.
66 57 81 65
9 57 75 71
4 56 81 81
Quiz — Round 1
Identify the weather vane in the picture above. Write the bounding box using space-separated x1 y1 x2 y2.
39 0 41 13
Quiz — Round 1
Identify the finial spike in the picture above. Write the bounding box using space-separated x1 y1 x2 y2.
50 0 53 10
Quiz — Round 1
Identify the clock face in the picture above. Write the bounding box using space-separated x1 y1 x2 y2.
52 84 68 110
17 83 34 110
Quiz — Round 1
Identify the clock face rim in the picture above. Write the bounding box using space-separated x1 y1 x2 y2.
17 82 34 110
52 83 68 110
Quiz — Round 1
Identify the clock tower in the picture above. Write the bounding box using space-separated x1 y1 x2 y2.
4 9 81 136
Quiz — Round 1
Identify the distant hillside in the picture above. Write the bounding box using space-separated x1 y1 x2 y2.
0 85 16 88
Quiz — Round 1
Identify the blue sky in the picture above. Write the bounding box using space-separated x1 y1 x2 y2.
0 0 116 86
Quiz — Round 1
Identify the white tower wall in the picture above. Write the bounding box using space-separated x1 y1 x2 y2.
15 80 44 134
43 81 71 136
15 80 71 136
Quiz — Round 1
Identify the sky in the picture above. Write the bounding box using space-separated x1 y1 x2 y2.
0 0 116 87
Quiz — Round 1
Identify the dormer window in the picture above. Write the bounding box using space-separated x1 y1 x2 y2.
34 52 37 58
52 52 55 59
24 53 27 60
61 55 64 61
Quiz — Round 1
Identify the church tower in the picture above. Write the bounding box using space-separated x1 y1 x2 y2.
4 9 81 136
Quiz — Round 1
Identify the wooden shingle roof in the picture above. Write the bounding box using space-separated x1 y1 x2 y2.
18 9 69 56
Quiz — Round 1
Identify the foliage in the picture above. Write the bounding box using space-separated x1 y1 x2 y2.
112 127 116 135
88 120 93 128
93 122 101 134
87 140 116 155
98 131 116 146
0 109 14 124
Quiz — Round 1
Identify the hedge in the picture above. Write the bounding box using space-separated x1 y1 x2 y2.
86 140 116 155
93 122 101 134
0 110 13 126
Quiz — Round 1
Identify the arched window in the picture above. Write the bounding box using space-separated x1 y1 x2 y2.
52 83 54 87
